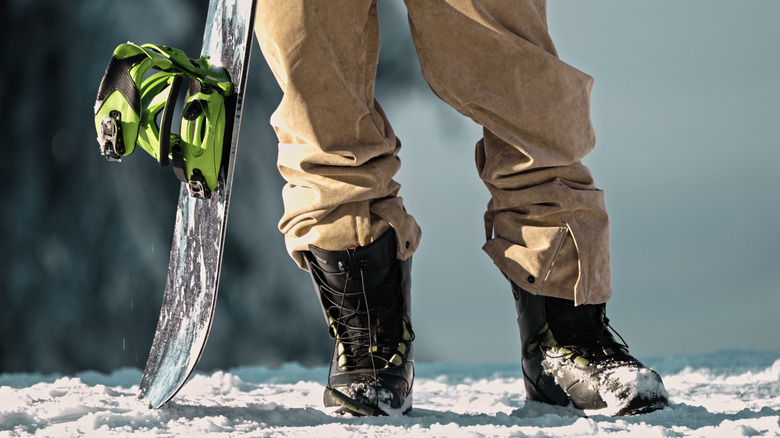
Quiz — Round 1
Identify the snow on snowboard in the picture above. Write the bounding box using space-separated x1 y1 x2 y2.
93 0 257 408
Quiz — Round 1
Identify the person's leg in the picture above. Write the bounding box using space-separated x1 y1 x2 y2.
403 0 667 414
255 0 421 269
255 0 417 416
403 0 605 304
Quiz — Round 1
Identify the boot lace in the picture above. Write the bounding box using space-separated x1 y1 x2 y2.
311 258 414 374
541 301 634 365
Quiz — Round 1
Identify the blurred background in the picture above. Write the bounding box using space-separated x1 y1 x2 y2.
1 0 778 374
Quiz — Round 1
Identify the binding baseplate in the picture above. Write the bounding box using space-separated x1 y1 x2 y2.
94 43 233 198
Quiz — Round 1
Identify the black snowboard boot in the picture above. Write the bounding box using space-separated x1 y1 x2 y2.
304 230 414 416
512 282 668 416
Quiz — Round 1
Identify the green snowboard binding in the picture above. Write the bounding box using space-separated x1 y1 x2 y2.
94 43 233 198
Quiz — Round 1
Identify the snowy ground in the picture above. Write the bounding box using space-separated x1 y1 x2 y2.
1 350 778 437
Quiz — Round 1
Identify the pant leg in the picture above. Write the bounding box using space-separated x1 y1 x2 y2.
403 0 611 305
254 0 421 269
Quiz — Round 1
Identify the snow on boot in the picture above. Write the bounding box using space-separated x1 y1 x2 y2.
512 282 668 416
304 230 414 416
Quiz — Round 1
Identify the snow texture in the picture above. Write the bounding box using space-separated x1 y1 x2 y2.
543 348 670 417
1 350 778 437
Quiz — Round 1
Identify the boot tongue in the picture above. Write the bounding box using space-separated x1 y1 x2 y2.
545 297 608 347
328 280 402 369
344 285 403 368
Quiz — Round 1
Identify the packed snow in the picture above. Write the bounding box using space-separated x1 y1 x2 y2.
1 350 778 437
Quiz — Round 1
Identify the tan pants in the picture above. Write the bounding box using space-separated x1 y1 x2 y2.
255 0 612 305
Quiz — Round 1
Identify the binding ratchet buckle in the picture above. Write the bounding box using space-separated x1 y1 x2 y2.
98 110 124 161
93 43 233 199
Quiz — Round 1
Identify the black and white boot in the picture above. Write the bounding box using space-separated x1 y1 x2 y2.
304 230 414 416
512 282 668 416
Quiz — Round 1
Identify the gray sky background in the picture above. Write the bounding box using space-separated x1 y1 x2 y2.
376 0 780 363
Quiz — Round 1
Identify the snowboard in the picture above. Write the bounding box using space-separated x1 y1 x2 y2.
136 0 257 409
